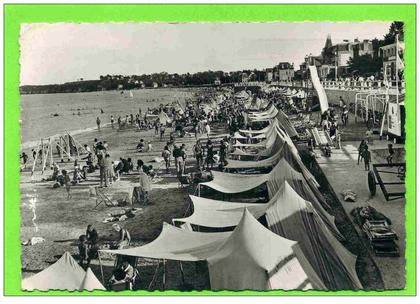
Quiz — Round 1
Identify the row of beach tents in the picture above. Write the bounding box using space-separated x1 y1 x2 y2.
99 96 362 290
22 92 341 291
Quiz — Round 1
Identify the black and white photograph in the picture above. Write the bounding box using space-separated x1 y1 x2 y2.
19 21 406 291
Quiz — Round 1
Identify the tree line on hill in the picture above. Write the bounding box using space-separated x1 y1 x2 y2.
20 69 265 95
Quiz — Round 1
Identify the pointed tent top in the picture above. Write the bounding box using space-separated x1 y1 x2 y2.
213 209 297 271
80 268 106 291
22 251 86 291
206 209 326 290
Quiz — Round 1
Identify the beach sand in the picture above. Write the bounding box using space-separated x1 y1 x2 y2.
20 114 214 290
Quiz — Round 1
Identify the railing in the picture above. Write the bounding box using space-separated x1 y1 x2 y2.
321 80 405 94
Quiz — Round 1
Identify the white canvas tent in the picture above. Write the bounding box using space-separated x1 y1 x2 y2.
230 127 285 159
207 210 326 290
80 268 107 291
239 119 279 135
200 158 303 195
158 111 172 125
22 252 106 291
175 182 360 290
275 109 299 138
225 141 295 170
249 107 279 122
101 210 326 291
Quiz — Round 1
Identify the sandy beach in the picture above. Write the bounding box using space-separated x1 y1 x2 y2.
20 89 217 289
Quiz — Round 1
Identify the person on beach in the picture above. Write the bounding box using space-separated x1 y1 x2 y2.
162 145 171 173
93 138 98 156
219 138 228 166
62 169 71 199
109 261 136 290
362 146 372 171
146 141 152 152
339 96 344 109
72 161 84 184
179 144 187 175
20 152 28 169
124 158 133 173
117 116 122 129
96 117 101 131
172 145 181 174
154 120 159 136
78 235 90 267
193 141 204 170
357 140 367 165
114 158 123 180
105 154 114 185
205 123 211 138
83 144 91 155
112 224 131 249
97 154 107 187
205 140 214 170
136 139 145 152
138 164 151 206
341 105 349 126
86 224 98 246
110 115 115 129
159 124 166 141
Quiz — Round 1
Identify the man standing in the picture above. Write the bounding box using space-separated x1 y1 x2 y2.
96 117 101 131
172 145 181 174
362 146 372 171
138 165 151 206
98 154 107 187
162 145 171 173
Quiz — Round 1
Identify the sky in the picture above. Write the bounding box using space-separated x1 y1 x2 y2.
20 22 392 85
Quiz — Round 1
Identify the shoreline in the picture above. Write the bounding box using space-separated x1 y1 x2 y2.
21 122 112 150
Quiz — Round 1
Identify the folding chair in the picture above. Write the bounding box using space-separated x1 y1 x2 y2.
93 186 117 209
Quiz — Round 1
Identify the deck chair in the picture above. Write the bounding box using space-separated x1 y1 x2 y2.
93 186 117 209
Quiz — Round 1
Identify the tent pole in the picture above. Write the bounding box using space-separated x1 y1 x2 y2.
98 252 105 285
179 261 186 285
148 260 160 290
40 138 44 165
49 138 53 167
162 259 166 290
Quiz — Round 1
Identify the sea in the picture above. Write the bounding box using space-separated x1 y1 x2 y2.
20 88 197 149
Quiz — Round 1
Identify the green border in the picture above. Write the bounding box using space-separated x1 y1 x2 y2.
4 4 416 296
